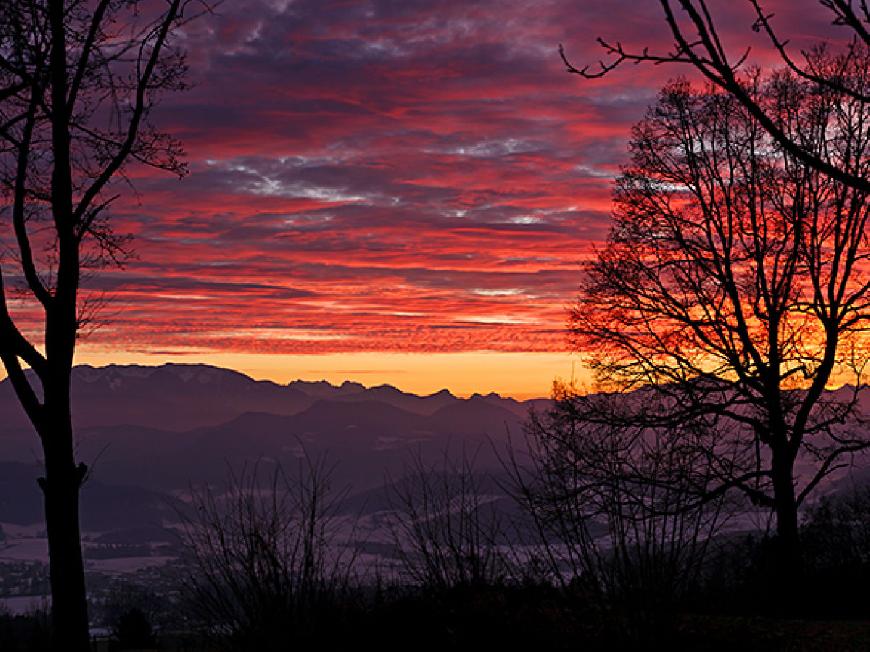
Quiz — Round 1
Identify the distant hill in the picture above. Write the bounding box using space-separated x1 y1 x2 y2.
0 461 179 529
0 364 864 540
0 363 537 433
68 395 526 494
0 364 541 529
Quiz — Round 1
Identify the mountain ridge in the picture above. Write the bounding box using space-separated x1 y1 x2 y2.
1 364 864 535
0 362 538 434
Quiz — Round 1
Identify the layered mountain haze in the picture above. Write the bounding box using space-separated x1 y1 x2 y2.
0 364 539 528
0 364 866 570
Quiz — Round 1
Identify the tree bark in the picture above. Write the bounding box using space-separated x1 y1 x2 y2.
38 394 90 652
771 447 801 612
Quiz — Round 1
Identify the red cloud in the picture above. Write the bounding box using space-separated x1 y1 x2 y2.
23 0 840 358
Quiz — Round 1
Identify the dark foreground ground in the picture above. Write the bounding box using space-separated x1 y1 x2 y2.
675 615 870 651
6 589 870 652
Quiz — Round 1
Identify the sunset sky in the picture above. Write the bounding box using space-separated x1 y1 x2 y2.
68 0 835 398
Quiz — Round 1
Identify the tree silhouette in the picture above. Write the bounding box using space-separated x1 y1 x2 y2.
504 383 730 642
570 60 868 580
561 0 870 192
0 1 208 648
387 448 510 590
178 458 355 652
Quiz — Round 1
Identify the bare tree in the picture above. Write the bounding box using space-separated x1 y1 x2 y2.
561 0 870 192
387 448 511 590
570 59 868 573
0 1 209 648
178 457 356 652
504 384 729 641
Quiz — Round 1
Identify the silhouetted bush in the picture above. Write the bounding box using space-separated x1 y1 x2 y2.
799 487 870 618
0 608 51 652
503 387 732 644
176 455 357 651
387 448 514 590
110 607 155 651
94 583 164 647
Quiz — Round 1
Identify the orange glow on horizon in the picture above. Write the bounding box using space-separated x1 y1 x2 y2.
68 349 587 400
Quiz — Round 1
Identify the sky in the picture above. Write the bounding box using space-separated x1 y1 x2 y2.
64 0 838 398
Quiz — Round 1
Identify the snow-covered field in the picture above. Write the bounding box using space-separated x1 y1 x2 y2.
0 535 48 562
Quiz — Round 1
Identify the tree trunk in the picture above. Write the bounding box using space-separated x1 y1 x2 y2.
771 448 801 612
771 455 799 555
39 407 90 652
